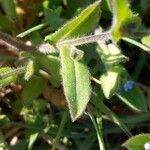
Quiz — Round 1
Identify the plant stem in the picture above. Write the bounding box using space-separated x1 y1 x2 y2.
0 30 112 54
57 31 112 47
88 112 106 150
0 30 37 52
52 111 68 150
91 77 102 85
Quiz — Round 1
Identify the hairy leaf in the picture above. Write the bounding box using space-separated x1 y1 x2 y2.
45 0 101 44
60 47 91 121
100 66 123 99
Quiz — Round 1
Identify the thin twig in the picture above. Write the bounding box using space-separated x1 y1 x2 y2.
91 77 102 85
0 30 112 54
57 31 112 47
0 31 37 52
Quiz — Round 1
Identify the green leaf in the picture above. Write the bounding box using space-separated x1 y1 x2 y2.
116 71 147 112
123 134 150 150
21 76 47 106
1 0 18 22
122 37 150 53
20 52 61 87
28 131 39 150
21 105 44 127
105 44 128 65
0 67 17 88
52 111 68 150
102 104 132 137
32 99 46 115
100 66 123 99
0 115 10 125
17 23 48 38
44 8 64 30
111 0 140 41
60 47 91 121
141 35 150 47
88 113 105 150
107 43 121 55
34 53 61 87
91 87 131 137
0 15 11 31
45 0 101 44
24 60 35 81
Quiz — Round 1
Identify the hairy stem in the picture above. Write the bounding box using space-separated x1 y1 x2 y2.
0 30 112 54
0 31 37 52
57 31 112 47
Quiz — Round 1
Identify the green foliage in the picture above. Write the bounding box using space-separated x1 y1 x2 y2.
123 134 150 150
111 0 141 41
24 59 36 81
45 0 101 44
21 76 47 106
34 53 61 87
60 46 91 121
100 66 122 99
142 35 150 47
1 0 18 23
117 74 147 112
0 67 17 88
0 0 150 149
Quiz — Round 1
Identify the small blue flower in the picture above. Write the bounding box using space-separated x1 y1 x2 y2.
123 80 134 92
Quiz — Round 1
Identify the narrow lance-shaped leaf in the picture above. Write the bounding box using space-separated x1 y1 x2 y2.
45 0 101 44
28 131 39 150
60 46 91 121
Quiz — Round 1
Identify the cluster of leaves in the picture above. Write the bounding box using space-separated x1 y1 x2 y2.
0 0 150 149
